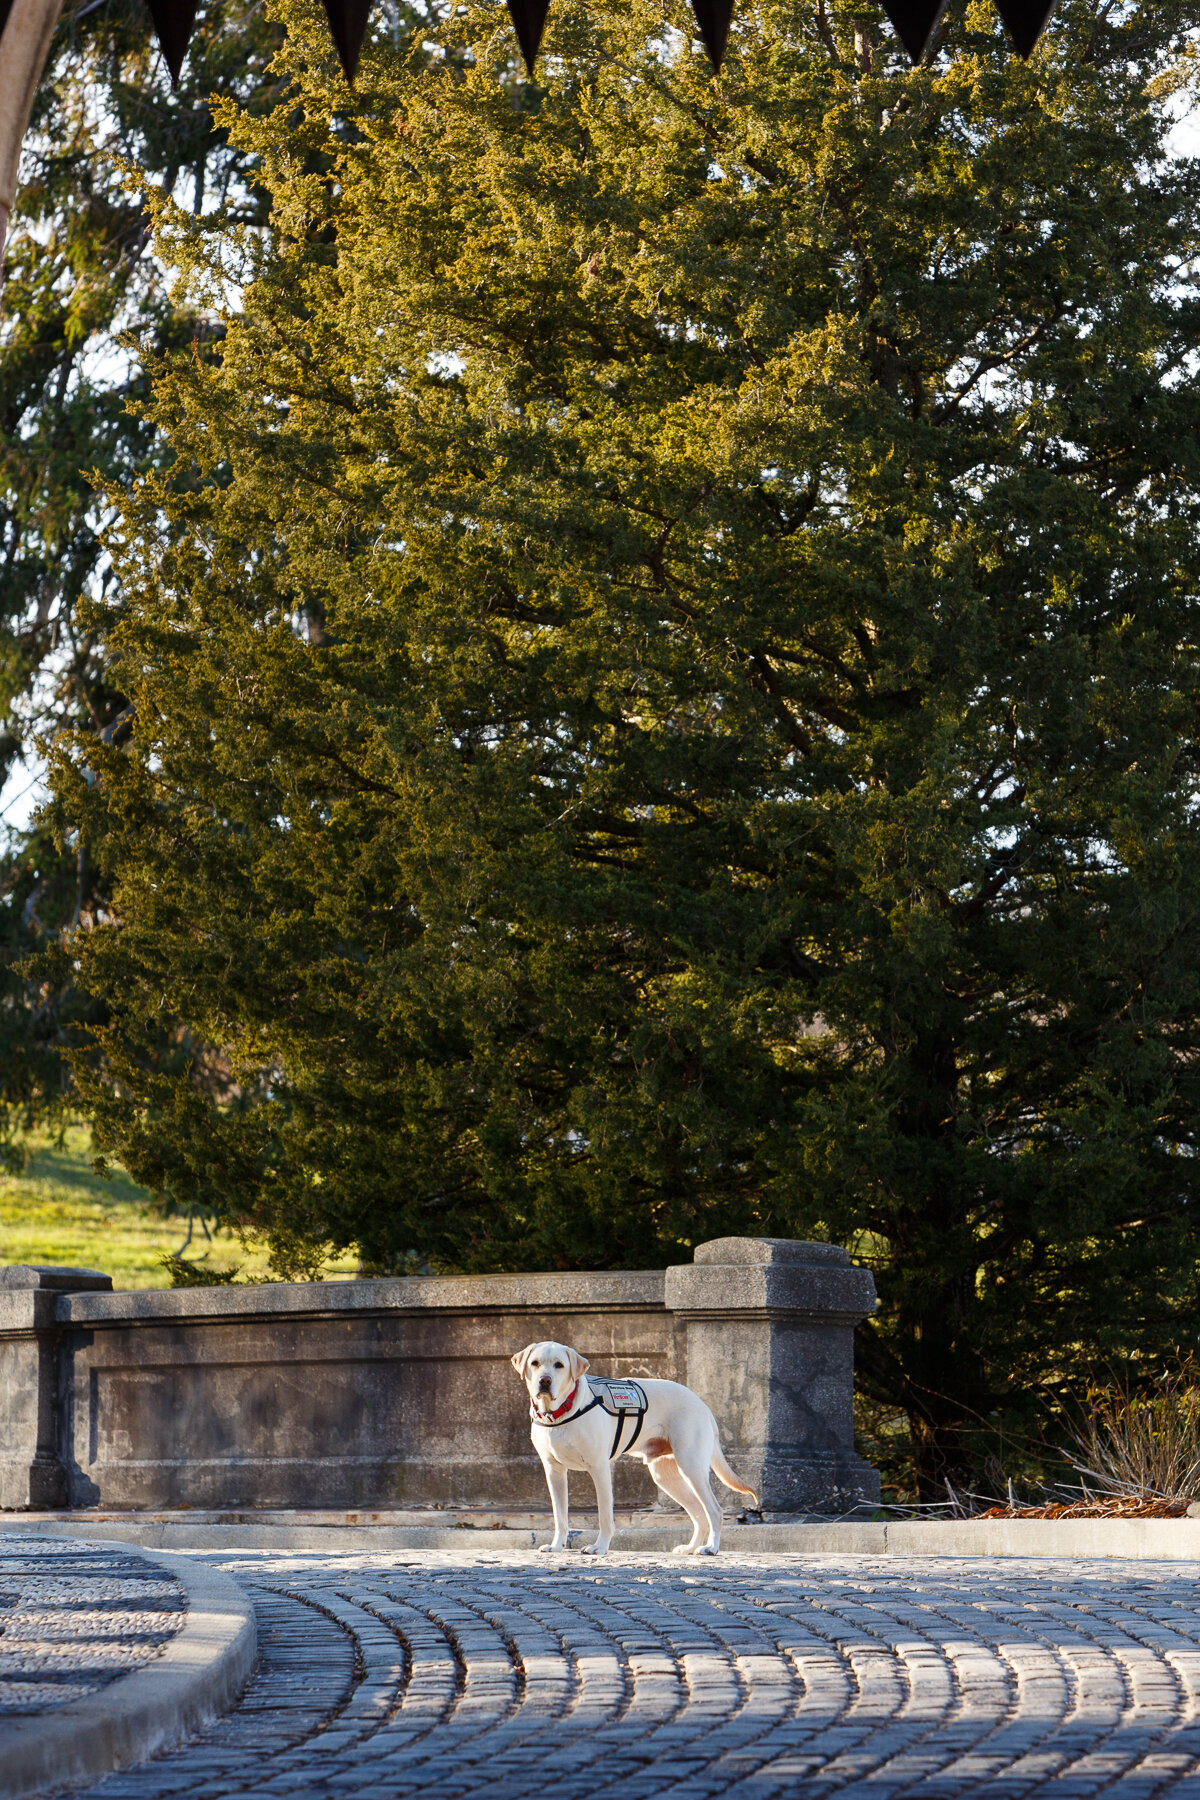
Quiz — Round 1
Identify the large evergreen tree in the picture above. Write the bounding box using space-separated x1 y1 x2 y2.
51 0 1200 1488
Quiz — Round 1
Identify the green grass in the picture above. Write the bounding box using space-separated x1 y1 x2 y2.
0 1123 359 1289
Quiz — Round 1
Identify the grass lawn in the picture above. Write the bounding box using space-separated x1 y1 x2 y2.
0 1123 359 1289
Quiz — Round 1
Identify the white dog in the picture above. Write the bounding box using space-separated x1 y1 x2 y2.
512 1340 758 1556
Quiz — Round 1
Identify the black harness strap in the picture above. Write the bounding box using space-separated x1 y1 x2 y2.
610 1407 645 1460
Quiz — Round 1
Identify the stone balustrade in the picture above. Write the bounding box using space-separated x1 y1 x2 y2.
0 1238 879 1515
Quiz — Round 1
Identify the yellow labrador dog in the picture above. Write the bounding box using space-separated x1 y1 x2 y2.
512 1340 758 1556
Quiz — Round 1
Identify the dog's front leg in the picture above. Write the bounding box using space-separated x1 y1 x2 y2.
581 1454 615 1557
538 1453 570 1553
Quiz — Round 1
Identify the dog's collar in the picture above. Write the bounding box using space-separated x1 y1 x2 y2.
548 1382 578 1421
531 1381 605 1428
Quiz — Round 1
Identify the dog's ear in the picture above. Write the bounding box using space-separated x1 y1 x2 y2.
511 1344 537 1378
568 1347 590 1379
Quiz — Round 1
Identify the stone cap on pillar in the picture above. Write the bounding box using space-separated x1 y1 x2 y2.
693 1238 850 1266
0 1264 113 1291
665 1237 875 1319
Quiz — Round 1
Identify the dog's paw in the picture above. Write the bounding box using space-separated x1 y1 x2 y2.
581 1542 610 1557
671 1544 695 1556
697 1544 718 1557
538 1542 567 1555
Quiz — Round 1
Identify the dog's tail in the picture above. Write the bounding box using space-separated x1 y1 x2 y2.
711 1444 758 1505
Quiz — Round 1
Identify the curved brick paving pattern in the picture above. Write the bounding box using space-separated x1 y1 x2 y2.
0 1535 184 1716
71 1551 1200 1799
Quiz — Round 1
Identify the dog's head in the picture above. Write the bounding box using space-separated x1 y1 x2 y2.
511 1340 590 1415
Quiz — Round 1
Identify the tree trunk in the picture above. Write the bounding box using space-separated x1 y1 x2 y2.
0 0 64 270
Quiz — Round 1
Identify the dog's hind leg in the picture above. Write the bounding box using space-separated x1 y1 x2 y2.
668 1444 724 1555
647 1454 716 1555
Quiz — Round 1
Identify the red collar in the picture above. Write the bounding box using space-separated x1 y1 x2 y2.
545 1382 578 1421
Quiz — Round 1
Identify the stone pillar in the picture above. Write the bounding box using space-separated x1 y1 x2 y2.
665 1237 880 1515
0 1265 111 1510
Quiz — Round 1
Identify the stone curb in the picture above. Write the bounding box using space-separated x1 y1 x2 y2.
0 1544 256 1800
4 1512 1200 1560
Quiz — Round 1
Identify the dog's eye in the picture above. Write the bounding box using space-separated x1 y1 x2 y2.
531 1360 540 1367
554 1361 563 1369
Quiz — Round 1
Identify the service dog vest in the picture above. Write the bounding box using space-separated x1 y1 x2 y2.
530 1376 648 1460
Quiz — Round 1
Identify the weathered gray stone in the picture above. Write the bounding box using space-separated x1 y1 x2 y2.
691 1238 850 1265
665 1237 880 1512
0 1268 111 1510
62 1269 663 1324
58 1285 674 1511
0 1264 113 1291
0 1242 878 1515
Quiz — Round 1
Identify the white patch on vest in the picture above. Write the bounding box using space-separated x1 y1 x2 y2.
602 1383 643 1409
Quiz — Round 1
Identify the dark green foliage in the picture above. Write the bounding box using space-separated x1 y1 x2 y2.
0 0 283 1138
50 0 1200 1489
0 819 95 1161
160 1252 242 1285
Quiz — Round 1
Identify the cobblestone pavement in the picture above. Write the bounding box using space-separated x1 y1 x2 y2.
68 1548 1200 1799
0 1534 184 1716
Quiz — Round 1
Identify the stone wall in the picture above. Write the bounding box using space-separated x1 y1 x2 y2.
0 1239 879 1515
